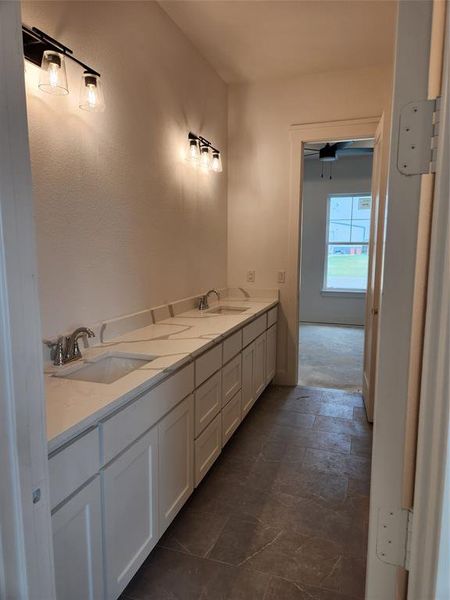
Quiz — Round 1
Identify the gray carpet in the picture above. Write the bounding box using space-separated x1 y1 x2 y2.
299 323 364 391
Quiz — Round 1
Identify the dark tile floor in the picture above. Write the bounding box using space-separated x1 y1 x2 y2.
121 385 373 600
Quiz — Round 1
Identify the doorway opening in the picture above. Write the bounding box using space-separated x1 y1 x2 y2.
298 139 374 394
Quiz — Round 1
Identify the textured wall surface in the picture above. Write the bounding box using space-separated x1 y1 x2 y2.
23 1 228 339
227 64 393 380
301 155 373 326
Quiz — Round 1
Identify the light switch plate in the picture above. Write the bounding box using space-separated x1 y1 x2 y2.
247 270 255 283
277 271 286 284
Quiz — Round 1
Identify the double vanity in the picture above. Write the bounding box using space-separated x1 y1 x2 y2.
45 293 278 600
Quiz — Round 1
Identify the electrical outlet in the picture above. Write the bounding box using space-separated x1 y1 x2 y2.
247 270 255 283
277 271 286 284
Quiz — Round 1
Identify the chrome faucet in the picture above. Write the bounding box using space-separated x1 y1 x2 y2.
49 327 95 366
198 289 220 310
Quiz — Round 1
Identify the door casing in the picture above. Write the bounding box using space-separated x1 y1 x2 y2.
286 117 382 386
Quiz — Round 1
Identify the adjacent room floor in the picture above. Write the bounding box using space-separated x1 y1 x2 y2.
121 385 372 600
299 323 364 392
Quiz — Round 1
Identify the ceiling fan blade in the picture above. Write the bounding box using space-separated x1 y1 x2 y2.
337 147 374 156
331 141 353 151
304 148 320 152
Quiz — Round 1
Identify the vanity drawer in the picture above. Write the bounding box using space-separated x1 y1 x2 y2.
101 363 194 465
222 330 242 364
195 371 222 437
222 391 241 447
195 413 221 486
49 428 100 510
267 306 278 328
242 314 267 347
222 354 241 407
195 344 222 386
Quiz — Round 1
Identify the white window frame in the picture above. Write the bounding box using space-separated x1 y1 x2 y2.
322 192 371 295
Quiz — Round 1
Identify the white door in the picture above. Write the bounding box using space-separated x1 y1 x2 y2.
365 1 443 598
266 324 277 385
0 4 55 598
241 343 256 417
362 117 385 422
158 395 194 534
253 332 267 399
52 478 103 600
103 426 158 600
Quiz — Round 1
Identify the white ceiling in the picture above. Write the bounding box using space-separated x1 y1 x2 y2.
159 0 397 84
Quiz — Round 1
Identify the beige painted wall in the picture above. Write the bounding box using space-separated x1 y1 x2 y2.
22 1 228 339
227 65 393 382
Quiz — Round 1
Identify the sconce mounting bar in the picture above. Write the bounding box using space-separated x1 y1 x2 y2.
189 132 219 153
22 25 101 77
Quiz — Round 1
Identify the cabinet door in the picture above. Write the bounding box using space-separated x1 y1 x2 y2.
222 354 242 407
195 413 221 486
266 324 277 384
241 343 256 418
159 394 194 534
195 371 221 436
222 390 242 447
254 332 267 399
103 426 158 600
52 477 103 600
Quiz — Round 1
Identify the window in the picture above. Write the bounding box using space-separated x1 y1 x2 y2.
324 194 372 292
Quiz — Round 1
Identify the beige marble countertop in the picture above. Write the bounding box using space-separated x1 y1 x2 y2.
46 298 277 453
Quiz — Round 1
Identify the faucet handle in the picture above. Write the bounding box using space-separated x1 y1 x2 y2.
72 340 82 361
45 336 65 366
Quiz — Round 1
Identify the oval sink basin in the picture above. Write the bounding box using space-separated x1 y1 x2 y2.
206 306 248 315
53 352 156 384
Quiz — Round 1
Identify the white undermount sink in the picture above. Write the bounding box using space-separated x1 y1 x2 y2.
53 352 156 384
206 305 248 315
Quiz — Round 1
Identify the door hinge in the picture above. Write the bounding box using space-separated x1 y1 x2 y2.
376 508 414 570
398 98 441 175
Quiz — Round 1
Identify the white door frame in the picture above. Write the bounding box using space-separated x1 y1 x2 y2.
0 3 55 598
365 1 437 598
284 117 380 386
408 6 450 597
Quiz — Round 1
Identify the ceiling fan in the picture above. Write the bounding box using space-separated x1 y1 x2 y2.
304 141 374 162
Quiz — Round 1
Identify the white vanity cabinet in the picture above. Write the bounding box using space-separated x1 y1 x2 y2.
195 412 222 486
241 341 256 417
266 324 277 384
222 353 241 406
222 390 241 446
102 426 159 600
254 332 267 399
52 477 104 600
49 302 278 600
158 394 194 534
241 332 266 417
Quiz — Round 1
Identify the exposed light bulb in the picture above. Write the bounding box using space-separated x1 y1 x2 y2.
188 140 200 161
200 146 211 170
49 62 59 88
211 151 223 173
79 73 105 112
87 84 97 107
39 51 69 95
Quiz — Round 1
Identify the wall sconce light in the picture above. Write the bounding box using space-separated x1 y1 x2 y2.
186 133 201 163
22 25 105 112
186 132 222 173
211 150 223 173
79 73 105 112
39 50 69 95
